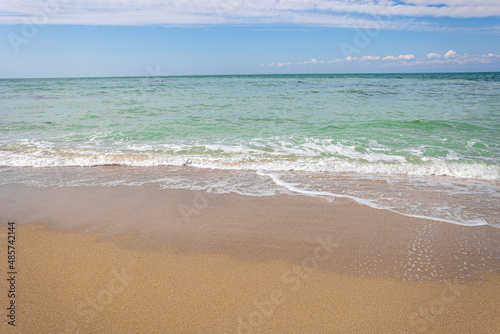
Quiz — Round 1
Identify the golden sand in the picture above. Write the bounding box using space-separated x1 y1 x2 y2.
1 185 499 333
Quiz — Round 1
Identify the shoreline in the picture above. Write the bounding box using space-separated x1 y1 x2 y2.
1 165 498 229
1 182 499 276
1 182 500 333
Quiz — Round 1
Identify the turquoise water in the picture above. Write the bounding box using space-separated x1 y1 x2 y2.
1 73 499 177
0 73 499 226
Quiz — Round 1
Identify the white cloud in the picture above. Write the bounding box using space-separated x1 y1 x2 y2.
444 50 457 59
0 0 499 28
383 54 415 60
344 55 381 61
328 58 344 63
361 55 380 61
427 53 442 59
384 52 500 67
281 51 499 68
399 54 415 60
299 58 325 65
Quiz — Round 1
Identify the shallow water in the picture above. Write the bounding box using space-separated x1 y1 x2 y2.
1 73 499 226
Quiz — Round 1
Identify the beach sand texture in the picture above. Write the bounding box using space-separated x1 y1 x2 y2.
1 71 499 333
1 182 499 333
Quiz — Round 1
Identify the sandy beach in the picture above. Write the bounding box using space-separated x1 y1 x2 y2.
1 2 500 331
1 176 499 333
1 0 500 329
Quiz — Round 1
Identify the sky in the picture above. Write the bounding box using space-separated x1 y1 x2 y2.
0 0 499 78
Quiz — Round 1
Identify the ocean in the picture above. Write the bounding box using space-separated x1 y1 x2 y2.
1 73 499 227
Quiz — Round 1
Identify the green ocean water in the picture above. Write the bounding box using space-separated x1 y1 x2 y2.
1 73 499 178
1 73 499 227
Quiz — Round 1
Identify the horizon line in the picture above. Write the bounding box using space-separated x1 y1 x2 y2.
2 70 499 80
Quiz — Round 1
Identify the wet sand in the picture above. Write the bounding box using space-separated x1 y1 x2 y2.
1 183 499 333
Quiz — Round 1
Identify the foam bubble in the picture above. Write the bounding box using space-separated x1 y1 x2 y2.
0 148 499 180
257 171 492 227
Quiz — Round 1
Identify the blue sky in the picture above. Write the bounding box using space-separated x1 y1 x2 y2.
1 0 499 78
